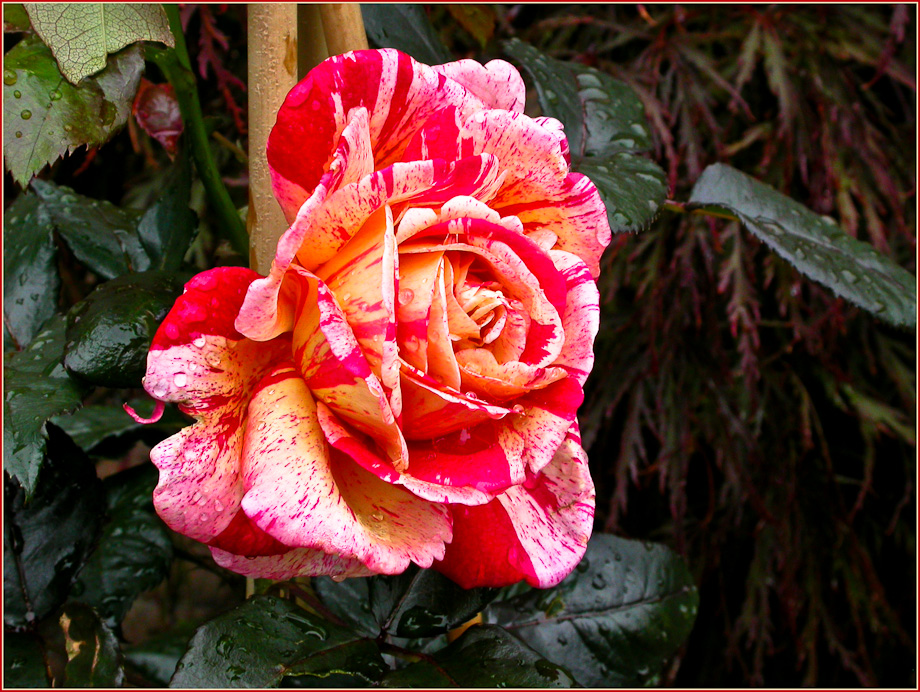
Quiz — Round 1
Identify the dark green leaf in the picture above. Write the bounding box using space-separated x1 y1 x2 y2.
382 625 577 688
502 38 666 233
4 632 50 688
3 4 31 32
3 193 58 351
3 316 86 495
23 3 173 83
60 603 125 687
136 149 198 271
51 399 187 453
63 270 190 388
31 179 148 280
361 4 451 65
73 464 173 627
3 36 142 186
483 534 699 687
688 164 917 327
124 626 196 688
503 38 652 157
171 595 387 688
4 424 104 628
314 565 499 638
575 154 667 233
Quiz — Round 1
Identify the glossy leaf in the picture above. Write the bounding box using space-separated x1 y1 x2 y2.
23 3 173 83
60 603 125 687
3 316 86 495
483 534 699 687
314 565 499 638
4 632 50 688
688 163 917 327
63 270 190 388
4 424 104 628
136 150 197 271
503 38 652 158
3 37 143 186
503 38 666 233
52 399 188 453
361 4 452 65
382 625 577 688
171 595 387 688
3 193 58 351
577 154 667 233
31 179 148 280
72 464 174 628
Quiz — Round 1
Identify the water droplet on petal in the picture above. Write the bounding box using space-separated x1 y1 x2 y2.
191 491 202 504
371 512 384 522
398 288 414 305
192 335 206 348
173 372 187 387
214 499 224 512
332 574 347 582
165 323 180 339
198 513 208 522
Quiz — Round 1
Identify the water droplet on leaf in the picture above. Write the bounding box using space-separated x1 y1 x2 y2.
3 70 17 85
20 109 31 120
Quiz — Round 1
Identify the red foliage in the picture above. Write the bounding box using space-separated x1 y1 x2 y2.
132 78 183 157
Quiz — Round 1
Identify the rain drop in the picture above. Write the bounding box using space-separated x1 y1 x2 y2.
398 287 414 305
14 131 22 138
50 89 62 101
193 335 206 348
371 511 384 521
191 491 202 505
332 574 347 582
3 69 17 85
794 247 806 260
20 110 31 120
214 499 224 512
198 512 208 522
63 124 73 132
841 269 858 284
13 90 21 98
173 372 187 387
592 573 606 589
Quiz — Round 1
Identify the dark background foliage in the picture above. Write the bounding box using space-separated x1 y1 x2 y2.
4 4 915 688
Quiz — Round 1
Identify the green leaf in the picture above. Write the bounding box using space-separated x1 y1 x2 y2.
60 603 125 687
687 164 917 328
4 424 104 628
3 36 142 187
171 595 387 688
483 534 699 687
382 625 577 688
3 193 58 351
23 3 173 84
52 399 187 453
31 179 148 280
503 38 652 158
502 38 666 233
361 4 452 65
136 149 198 271
314 566 499 638
3 316 87 495
72 464 174 628
3 4 31 32
63 270 190 388
4 632 51 688
576 154 667 234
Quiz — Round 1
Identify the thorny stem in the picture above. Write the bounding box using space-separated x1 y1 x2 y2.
664 199 740 222
151 4 249 257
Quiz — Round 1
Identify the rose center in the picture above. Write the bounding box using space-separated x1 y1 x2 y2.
452 278 508 346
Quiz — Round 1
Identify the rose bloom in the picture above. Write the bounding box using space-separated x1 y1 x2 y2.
137 49 611 589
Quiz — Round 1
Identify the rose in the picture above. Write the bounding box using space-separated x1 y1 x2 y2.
138 49 610 589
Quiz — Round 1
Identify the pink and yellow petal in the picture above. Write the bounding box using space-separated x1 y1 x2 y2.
550 249 601 386
211 545 376 581
240 366 451 574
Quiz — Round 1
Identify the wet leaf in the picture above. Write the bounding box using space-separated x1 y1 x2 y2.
63 270 190 388
4 632 50 688
4 424 104 628
576 154 667 233
3 193 58 351
171 595 387 688
72 464 174 628
3 36 143 187
60 603 125 687
483 534 699 687
503 38 666 233
132 77 183 155
688 164 917 328
31 178 148 280
124 626 196 687
314 565 499 638
381 625 577 688
23 3 173 84
136 150 197 271
3 316 87 496
361 4 452 65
